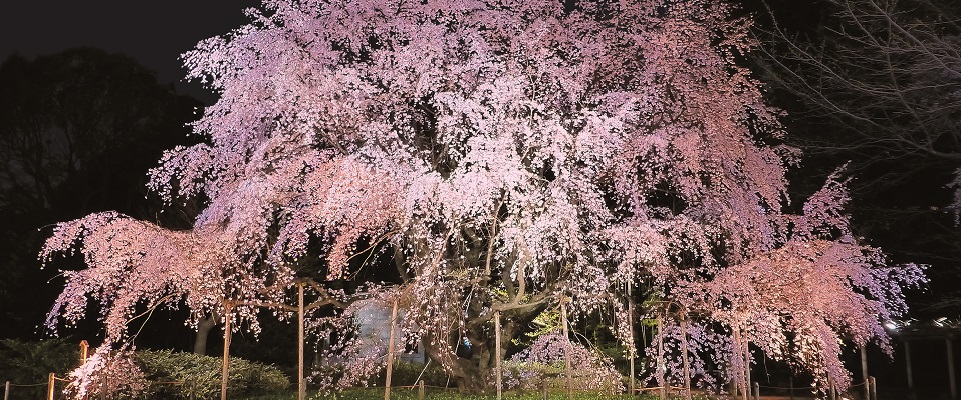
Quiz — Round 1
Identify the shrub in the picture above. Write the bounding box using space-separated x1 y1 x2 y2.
0 338 79 400
370 360 450 388
503 333 623 394
135 350 289 399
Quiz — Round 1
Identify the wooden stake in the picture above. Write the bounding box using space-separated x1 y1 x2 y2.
627 284 635 394
680 316 691 400
47 373 54 400
298 282 306 400
905 340 914 390
561 301 571 400
744 334 751 400
4 380 9 400
860 344 869 400
495 311 502 400
221 303 233 400
385 299 399 400
948 338 957 400
658 315 666 400
78 340 89 365
732 329 744 400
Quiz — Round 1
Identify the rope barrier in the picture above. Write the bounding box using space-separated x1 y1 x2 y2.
7 382 48 387
755 380 864 389
148 381 185 385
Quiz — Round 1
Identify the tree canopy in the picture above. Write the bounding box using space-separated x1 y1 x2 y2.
41 0 925 395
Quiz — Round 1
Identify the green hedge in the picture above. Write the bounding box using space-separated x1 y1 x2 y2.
136 350 290 399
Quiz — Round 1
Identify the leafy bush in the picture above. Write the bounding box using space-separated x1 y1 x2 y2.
503 333 623 394
0 338 79 400
370 360 450 388
135 350 289 399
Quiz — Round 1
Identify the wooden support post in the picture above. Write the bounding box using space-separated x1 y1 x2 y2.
628 284 635 395
789 376 794 400
905 340 914 390
418 380 425 400
744 334 751 400
221 303 233 400
47 373 55 400
495 311 502 400
385 299 399 400
560 301 572 400
4 380 9 400
753 382 759 400
298 282 306 400
828 377 836 400
869 376 876 400
680 316 691 400
78 340 89 365
948 338 957 400
658 315 666 400
860 344 869 400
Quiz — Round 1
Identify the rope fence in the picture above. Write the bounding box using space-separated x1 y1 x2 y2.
1 375 880 400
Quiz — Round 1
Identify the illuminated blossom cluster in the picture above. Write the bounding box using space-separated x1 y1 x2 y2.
65 348 146 400
41 0 925 394
504 332 622 394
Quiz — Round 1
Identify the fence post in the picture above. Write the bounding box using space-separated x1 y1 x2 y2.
495 311 502 400
789 376 794 400
47 372 55 400
4 380 9 400
560 300 571 400
752 382 759 400
418 380 425 400
384 299 399 400
869 376 877 400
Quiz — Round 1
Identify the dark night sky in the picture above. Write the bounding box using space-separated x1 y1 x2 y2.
1 0 259 102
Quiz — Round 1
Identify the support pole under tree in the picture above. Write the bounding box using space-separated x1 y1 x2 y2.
905 340 914 390
4 380 9 400
628 284 635 394
744 333 751 400
221 303 233 400
948 338 957 400
298 282 306 400
385 299 399 400
47 373 54 400
495 311 502 400
561 300 572 400
78 340 88 364
860 343 869 400
658 315 666 400
680 316 691 400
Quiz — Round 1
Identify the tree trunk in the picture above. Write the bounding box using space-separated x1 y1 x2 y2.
194 315 218 355
421 314 529 393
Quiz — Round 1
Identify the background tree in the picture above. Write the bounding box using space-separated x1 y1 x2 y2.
753 0 961 312
41 0 924 395
0 48 200 339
